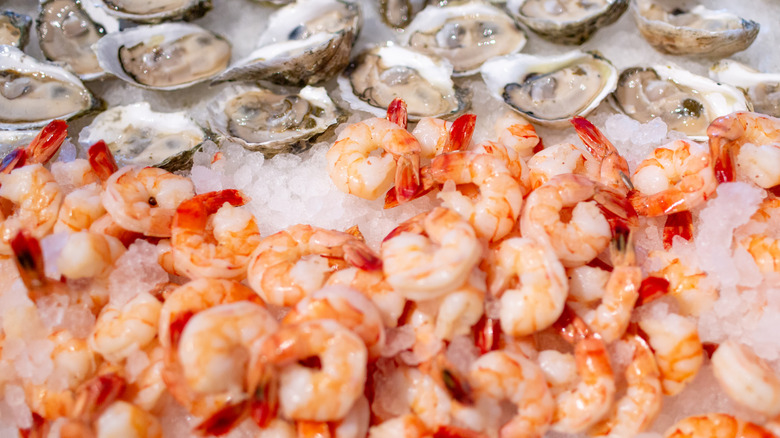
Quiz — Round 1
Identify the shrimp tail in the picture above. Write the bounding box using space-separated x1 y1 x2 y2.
473 315 501 355
0 148 27 174
593 185 638 229
173 190 249 232
393 153 421 204
707 113 743 183
383 211 426 242
87 140 119 182
18 412 47 438
445 114 477 153
343 241 383 271
26 119 68 166
10 230 47 292
194 401 249 436
387 97 408 130
662 211 693 250
554 305 591 344
384 167 435 209
636 276 670 307
168 310 195 348
72 372 127 420
571 116 611 160
433 425 487 438
610 224 635 268
249 371 279 428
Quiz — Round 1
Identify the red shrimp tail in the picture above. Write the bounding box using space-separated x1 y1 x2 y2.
174 190 248 232
594 185 638 229
636 276 670 307
19 413 47 438
444 113 476 153
87 140 119 182
193 189 248 214
663 211 693 250
393 154 421 204
195 401 249 436
250 378 279 428
27 119 68 166
73 372 127 419
0 148 27 174
434 425 487 438
712 140 736 184
344 241 383 271
168 311 195 348
571 116 611 160
11 230 47 293
384 167 435 209
297 421 335 438
554 305 593 344
473 315 502 355
386 98 408 130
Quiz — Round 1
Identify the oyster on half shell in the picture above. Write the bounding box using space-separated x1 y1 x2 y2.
632 0 759 58
480 51 617 126
710 60 780 118
0 11 31 49
506 0 628 45
379 0 426 29
98 0 212 23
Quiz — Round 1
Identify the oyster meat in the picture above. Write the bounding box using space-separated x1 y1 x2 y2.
632 0 759 58
0 11 31 48
481 50 617 126
0 45 100 130
339 45 466 120
710 60 780 118
402 1 527 76
379 0 426 28
208 84 341 155
213 0 359 87
79 102 206 170
612 64 749 140
98 0 212 23
506 0 628 45
95 23 231 90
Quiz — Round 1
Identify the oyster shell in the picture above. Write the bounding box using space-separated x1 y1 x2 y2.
0 45 101 130
79 102 206 170
0 11 32 49
632 0 759 58
710 60 780 118
379 0 426 28
98 0 212 23
95 23 231 90
208 83 342 156
339 44 467 120
506 0 628 45
612 64 750 140
401 1 527 76
480 50 617 126
213 0 360 87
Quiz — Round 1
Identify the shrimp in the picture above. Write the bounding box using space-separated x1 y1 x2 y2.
171 189 262 280
92 401 163 438
738 197 780 274
638 312 703 396
494 111 541 160
571 116 632 193
56 231 125 280
326 117 421 203
247 224 382 307
711 340 780 417
368 414 431 438
381 207 481 301
255 320 367 421
0 119 67 174
664 413 775 438
647 251 719 316
124 343 166 413
89 292 162 364
589 334 663 438
630 139 718 217
101 166 195 237
527 142 597 190
325 267 405 328
468 351 554 438
520 174 612 267
487 237 567 337
58 371 127 438
471 140 531 194
54 183 106 233
412 114 477 158
432 280 485 342
707 111 780 188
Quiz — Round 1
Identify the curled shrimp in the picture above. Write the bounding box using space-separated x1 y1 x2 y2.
638 312 703 396
172 189 262 280
571 116 632 193
494 111 541 160
527 142 598 190
54 183 105 233
92 401 162 438
648 251 718 316
412 114 476 158
711 340 780 417
101 166 195 237
472 140 531 193
630 139 718 217
56 231 125 280
487 236 567 337
89 292 162 364
368 414 431 438
325 267 405 328
664 413 775 438
381 207 481 301
707 111 780 188
326 117 421 203
246 224 382 307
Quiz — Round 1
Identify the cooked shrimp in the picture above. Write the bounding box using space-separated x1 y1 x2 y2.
0 164 63 255
664 413 775 438
172 189 262 280
56 231 125 279
54 183 106 233
326 117 421 203
101 166 195 237
412 114 476 158
520 174 612 267
589 334 662 438
711 340 780 417
89 292 162 364
707 111 780 188
494 111 541 160
472 140 531 194
58 371 128 437
382 207 481 301
92 400 163 438
124 344 166 413
571 116 632 193
325 267 405 328
247 224 382 307
738 197 780 273
50 159 101 193
469 351 554 438
630 139 718 217
256 320 368 421
487 237 567 337
638 312 703 396
368 414 431 438
527 142 597 190
0 119 67 174
433 280 484 342
648 251 719 316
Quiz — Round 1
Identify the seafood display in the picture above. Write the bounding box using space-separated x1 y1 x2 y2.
1 0 780 437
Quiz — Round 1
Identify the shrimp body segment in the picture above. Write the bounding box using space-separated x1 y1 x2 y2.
664 413 775 438
638 313 703 396
711 340 780 417
707 111 780 187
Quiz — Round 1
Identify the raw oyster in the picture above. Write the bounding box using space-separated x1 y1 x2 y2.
480 50 617 126
0 11 31 48
213 0 360 87
506 0 628 45
207 83 342 156
632 0 759 58
79 102 206 170
401 1 527 76
95 23 231 90
97 0 212 23
612 64 749 140
339 44 467 120
379 0 426 28
0 45 101 130
710 60 780 118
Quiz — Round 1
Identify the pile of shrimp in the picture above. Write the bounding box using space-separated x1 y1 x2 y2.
0 101 778 438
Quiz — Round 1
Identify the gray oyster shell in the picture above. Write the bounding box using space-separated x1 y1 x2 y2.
506 0 628 45
0 11 32 49
710 60 780 118
97 0 212 24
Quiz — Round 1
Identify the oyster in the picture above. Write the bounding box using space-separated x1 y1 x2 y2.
506 0 628 45
632 0 759 58
95 23 231 90
401 1 527 76
98 0 212 23
612 64 749 140
0 45 101 130
208 83 341 156
710 60 780 118
0 11 32 48
339 45 467 120
79 102 206 170
480 51 617 126
379 0 426 28
213 0 360 87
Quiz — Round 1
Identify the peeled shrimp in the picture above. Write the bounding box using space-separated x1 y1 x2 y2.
93 400 163 438
648 251 718 316
711 340 780 417
89 292 162 364
527 142 598 190
664 413 775 438
56 231 125 280
493 111 541 160
368 414 431 438
325 267 405 328
638 313 703 396
54 183 106 233
412 114 476 158
472 140 531 193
